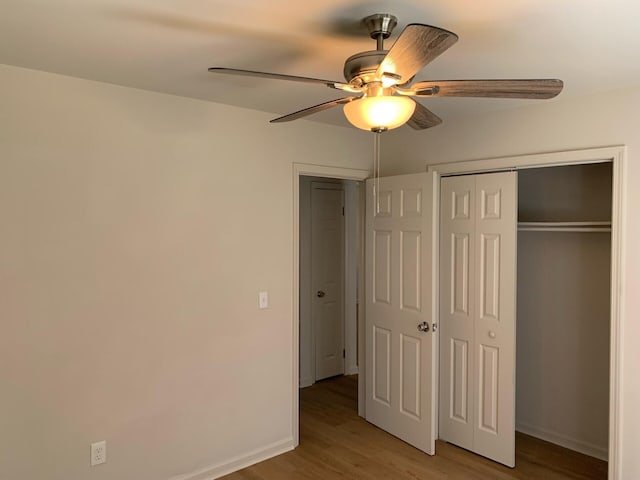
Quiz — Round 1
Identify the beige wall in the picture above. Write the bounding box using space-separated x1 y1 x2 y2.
385 86 640 478
0 64 370 480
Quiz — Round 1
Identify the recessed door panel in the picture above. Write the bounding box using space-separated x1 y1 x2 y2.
480 233 501 320
400 334 421 419
374 230 392 304
376 190 392 217
450 338 469 423
401 230 421 312
452 190 471 220
452 233 470 315
402 188 422 217
481 188 502 220
478 345 499 434
373 326 391 406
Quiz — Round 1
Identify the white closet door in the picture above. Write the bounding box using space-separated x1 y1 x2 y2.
439 172 517 467
439 175 476 451
365 172 438 454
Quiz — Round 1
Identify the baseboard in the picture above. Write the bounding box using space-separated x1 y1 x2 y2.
170 437 294 480
516 422 608 461
345 365 359 376
299 376 314 388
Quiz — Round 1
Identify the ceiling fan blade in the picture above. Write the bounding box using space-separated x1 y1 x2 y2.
407 100 443 130
411 79 564 99
270 97 358 123
209 67 351 90
376 24 458 84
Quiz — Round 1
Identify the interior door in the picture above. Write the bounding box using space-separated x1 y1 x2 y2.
311 183 345 381
365 172 438 454
439 172 517 467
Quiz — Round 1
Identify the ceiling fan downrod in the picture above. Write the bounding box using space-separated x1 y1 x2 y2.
362 13 398 50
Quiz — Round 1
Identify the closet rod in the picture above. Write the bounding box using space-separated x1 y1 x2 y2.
518 227 611 232
518 221 611 227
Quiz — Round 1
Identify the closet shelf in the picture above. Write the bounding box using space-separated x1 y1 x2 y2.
517 221 611 233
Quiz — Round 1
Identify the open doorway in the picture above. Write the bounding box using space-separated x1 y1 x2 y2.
292 164 369 447
298 177 360 388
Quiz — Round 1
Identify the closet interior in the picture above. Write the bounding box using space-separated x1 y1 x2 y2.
516 162 612 461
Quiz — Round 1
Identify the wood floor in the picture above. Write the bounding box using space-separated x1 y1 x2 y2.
222 375 607 479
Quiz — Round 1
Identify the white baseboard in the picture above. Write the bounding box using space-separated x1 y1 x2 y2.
299 376 314 388
170 437 294 480
516 422 608 461
345 365 359 376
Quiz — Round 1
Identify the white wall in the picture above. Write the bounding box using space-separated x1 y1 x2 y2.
0 64 370 480
384 86 640 477
516 231 610 459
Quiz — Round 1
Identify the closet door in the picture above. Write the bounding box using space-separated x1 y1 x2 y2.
439 172 517 467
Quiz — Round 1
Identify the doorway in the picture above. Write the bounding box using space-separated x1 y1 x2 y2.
299 177 360 387
292 163 369 446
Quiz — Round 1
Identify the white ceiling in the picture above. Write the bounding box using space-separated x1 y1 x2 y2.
2 0 640 129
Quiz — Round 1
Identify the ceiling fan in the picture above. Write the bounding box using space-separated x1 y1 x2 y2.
209 14 563 132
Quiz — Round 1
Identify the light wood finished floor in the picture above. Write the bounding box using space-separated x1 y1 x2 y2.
222 375 607 479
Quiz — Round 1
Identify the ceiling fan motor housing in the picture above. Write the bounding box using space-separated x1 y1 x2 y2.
343 50 388 85
344 15 399 86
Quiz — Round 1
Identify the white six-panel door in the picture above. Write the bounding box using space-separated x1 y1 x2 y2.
312 183 345 381
439 172 517 467
365 172 438 454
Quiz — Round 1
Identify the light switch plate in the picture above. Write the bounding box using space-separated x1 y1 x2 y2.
259 291 268 309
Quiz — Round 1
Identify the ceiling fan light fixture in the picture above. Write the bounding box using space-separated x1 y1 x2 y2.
343 95 415 131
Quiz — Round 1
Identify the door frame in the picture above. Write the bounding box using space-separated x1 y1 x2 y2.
292 163 369 446
428 145 626 480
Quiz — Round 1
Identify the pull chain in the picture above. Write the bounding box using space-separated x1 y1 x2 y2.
373 130 382 213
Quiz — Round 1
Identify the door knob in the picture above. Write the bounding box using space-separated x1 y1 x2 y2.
418 321 430 332
317 290 325 298
488 331 496 339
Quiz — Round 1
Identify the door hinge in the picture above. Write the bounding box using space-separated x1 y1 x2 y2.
342 206 345 216
342 349 346 358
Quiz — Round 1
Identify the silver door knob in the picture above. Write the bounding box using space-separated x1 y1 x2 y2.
316 290 325 298
418 321 430 332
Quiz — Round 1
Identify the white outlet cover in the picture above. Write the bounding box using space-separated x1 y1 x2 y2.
90 440 106 466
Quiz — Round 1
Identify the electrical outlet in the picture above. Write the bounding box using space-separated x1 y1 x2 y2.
90 440 106 466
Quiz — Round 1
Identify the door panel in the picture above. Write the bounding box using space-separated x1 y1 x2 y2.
440 175 476 451
439 172 517 467
365 172 437 454
374 230 392 304
373 326 391 405
401 230 421 311
311 184 345 381
450 338 469 423
473 172 517 466
400 334 421 418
